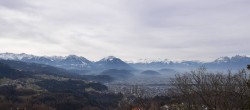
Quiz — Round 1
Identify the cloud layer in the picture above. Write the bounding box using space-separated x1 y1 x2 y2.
0 0 250 61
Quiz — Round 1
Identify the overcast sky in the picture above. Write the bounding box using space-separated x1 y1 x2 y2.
0 0 250 61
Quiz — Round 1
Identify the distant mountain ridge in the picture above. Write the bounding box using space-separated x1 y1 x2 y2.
0 53 93 70
100 69 134 79
204 55 250 70
130 55 250 71
141 70 161 75
0 53 249 71
127 58 172 64
95 56 134 70
0 53 134 71
0 59 114 83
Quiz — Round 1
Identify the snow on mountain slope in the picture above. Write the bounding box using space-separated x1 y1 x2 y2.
1 53 249 71
127 58 172 64
0 53 35 60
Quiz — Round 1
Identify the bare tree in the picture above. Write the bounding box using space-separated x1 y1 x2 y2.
168 67 250 110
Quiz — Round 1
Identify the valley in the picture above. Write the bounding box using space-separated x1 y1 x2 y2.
0 53 249 109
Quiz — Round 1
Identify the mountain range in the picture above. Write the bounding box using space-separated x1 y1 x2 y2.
0 53 249 72
0 53 134 71
131 55 250 71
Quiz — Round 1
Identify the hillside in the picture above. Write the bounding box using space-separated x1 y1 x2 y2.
100 69 134 79
0 60 122 110
141 70 161 75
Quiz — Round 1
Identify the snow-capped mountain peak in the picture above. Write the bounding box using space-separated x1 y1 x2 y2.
231 55 247 60
214 55 249 64
64 55 91 65
0 53 35 60
100 56 118 62
214 56 230 63
129 58 171 64
46 56 65 61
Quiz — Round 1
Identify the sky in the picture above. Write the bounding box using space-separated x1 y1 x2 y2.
0 0 250 61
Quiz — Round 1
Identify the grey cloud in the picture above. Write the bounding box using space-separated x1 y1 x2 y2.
0 0 250 61
0 0 26 8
